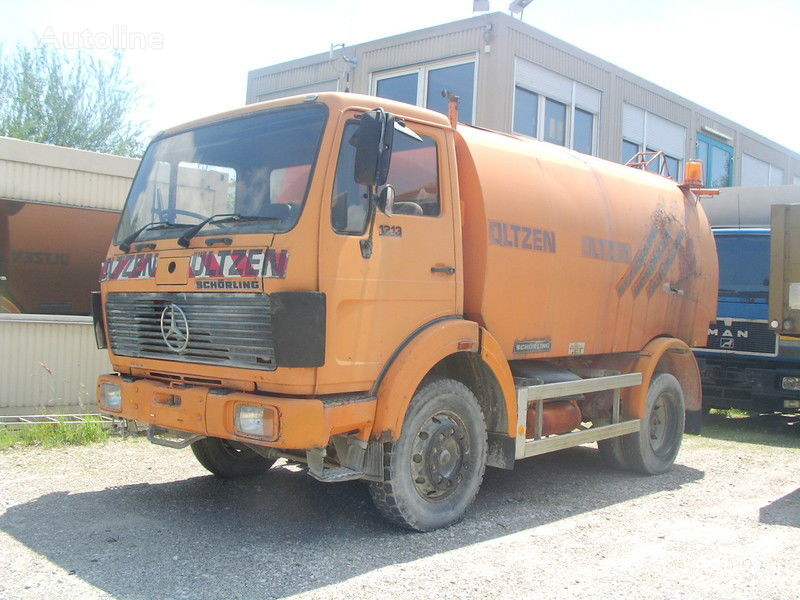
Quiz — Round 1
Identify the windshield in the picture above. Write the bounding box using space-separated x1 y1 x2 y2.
716 233 770 297
115 104 328 244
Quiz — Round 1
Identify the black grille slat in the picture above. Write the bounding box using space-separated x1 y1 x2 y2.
105 292 276 370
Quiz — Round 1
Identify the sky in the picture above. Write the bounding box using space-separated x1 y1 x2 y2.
1 0 799 152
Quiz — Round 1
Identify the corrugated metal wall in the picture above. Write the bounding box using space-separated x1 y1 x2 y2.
0 136 137 211
0 315 111 415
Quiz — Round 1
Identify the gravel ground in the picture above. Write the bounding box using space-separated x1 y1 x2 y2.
1 432 798 600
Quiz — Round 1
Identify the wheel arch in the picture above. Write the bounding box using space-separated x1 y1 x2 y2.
372 320 516 441
626 336 702 417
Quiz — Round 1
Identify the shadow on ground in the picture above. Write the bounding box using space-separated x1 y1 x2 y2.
760 487 800 528
1 447 702 600
700 411 800 448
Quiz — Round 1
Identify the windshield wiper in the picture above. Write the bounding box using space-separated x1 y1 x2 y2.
119 221 190 253
177 213 281 248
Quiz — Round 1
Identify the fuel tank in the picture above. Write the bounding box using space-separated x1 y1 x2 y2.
455 126 718 359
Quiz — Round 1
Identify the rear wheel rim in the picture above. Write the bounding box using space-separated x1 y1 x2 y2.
410 411 471 501
649 392 678 457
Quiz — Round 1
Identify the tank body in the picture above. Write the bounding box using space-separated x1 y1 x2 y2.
455 126 718 360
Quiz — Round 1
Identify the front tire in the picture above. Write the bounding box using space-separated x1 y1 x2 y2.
369 378 487 531
622 373 685 474
191 437 276 478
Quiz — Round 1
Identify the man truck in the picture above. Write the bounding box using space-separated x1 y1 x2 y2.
695 186 800 413
95 93 717 530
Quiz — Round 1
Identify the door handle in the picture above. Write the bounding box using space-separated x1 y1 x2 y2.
431 266 456 274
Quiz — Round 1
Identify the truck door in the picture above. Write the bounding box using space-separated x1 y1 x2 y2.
770 203 800 335
317 114 458 393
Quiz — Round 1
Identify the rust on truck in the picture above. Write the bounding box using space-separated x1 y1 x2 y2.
95 92 717 531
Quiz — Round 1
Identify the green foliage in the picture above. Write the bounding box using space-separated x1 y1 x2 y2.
0 417 109 450
0 43 144 156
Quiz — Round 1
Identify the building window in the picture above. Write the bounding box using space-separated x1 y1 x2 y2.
373 59 476 124
622 104 685 180
426 63 474 121
741 154 786 186
513 86 596 154
376 72 418 106
544 98 566 146
512 59 600 155
622 141 681 180
621 139 639 164
696 133 733 187
573 108 594 155
513 87 538 137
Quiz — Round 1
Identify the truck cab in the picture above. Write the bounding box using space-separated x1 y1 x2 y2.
695 186 800 413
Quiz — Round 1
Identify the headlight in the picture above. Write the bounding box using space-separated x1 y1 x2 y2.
99 382 122 411
234 404 276 439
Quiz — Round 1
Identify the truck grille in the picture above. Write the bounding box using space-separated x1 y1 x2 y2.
700 318 778 356
105 293 276 370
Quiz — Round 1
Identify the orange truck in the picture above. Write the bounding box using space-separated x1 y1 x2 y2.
95 92 717 531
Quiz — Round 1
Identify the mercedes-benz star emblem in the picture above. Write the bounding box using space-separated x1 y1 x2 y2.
160 303 190 353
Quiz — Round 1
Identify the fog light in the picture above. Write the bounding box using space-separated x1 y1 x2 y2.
100 382 122 411
781 377 800 391
783 399 800 409
234 404 276 439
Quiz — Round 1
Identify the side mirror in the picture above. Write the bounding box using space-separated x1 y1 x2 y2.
378 185 395 217
353 108 394 187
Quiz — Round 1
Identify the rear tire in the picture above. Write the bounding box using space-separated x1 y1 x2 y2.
368 378 487 531
597 435 629 470
622 373 685 474
191 437 276 478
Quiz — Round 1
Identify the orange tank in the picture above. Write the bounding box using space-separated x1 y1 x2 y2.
455 125 718 359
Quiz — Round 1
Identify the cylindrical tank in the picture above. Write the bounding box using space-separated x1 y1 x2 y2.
455 127 718 360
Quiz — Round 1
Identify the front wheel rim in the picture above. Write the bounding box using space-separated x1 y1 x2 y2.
410 411 471 501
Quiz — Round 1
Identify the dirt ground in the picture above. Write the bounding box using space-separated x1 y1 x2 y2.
1 421 798 600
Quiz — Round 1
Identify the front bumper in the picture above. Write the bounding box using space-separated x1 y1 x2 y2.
96 374 376 449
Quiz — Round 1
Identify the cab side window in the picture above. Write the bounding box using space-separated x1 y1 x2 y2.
332 122 440 234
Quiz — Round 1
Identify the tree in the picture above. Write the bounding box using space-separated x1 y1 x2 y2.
0 44 144 157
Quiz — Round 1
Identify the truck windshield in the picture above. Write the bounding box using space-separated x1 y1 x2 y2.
716 233 770 298
115 104 328 244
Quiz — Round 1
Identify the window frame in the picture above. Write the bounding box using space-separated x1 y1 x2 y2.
371 55 478 125
329 118 443 237
697 133 733 187
512 82 598 155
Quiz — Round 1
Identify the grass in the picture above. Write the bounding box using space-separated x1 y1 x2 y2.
0 417 110 451
695 409 800 449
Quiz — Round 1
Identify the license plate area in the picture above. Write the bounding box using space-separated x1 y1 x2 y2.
150 385 208 433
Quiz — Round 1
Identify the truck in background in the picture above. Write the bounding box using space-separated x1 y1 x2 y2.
695 186 800 414
94 92 718 530
0 136 135 315
0 199 120 314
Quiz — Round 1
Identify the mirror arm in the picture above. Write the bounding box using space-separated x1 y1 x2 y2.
360 186 379 259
